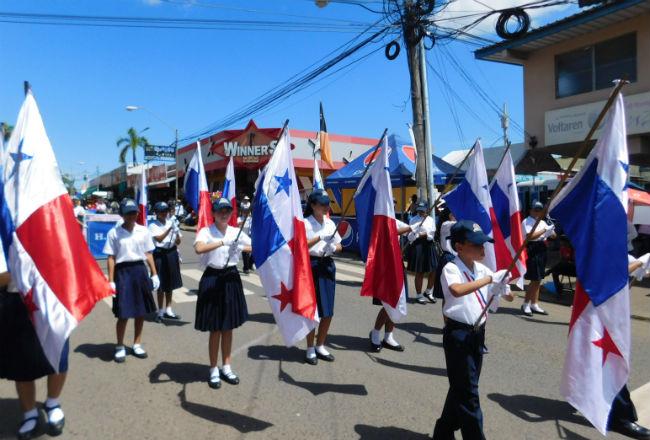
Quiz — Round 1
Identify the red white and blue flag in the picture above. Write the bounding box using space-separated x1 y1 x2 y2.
136 167 147 226
443 139 508 271
354 135 407 322
550 90 630 435
1 91 111 372
223 155 238 227
489 150 527 287
312 158 324 191
184 141 213 231
252 127 319 346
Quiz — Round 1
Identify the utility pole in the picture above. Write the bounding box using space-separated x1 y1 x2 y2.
501 102 510 150
174 128 179 202
419 38 435 207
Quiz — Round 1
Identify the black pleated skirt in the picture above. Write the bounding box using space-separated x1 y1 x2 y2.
195 266 248 332
407 237 437 273
311 256 336 318
0 289 69 381
153 247 183 292
525 241 548 281
113 261 156 319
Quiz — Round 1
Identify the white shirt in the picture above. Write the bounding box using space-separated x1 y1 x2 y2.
95 202 107 212
522 216 550 242
409 215 435 241
195 224 252 269
396 219 408 229
103 224 155 263
73 205 86 218
148 218 182 249
441 257 495 326
304 215 342 257
440 220 457 254
238 215 252 235
174 204 185 217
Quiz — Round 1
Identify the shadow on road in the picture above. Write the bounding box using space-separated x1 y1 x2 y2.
247 345 303 363
367 354 447 377
327 334 372 352
149 361 206 385
354 424 430 439
247 312 275 325
144 315 192 327
488 393 588 427
336 280 362 287
398 321 443 336
74 343 118 362
493 308 569 326
278 361 367 396
178 386 272 433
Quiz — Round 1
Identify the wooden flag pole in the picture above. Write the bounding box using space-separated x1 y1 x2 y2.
473 80 628 329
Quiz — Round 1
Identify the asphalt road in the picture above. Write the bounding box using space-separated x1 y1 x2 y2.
1 231 649 440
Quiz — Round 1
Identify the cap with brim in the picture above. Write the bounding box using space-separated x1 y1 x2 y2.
120 199 138 215
154 201 169 212
532 200 544 210
415 202 428 212
212 198 232 211
309 189 330 205
449 220 494 246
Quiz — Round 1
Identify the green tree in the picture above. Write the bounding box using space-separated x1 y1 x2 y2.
116 127 150 164
1 122 13 142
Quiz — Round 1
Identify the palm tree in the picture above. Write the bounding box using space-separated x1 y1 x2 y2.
117 127 150 164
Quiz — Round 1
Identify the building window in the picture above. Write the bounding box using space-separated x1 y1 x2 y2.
555 33 636 98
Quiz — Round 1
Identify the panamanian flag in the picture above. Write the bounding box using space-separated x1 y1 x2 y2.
136 167 147 226
184 141 213 231
252 126 319 346
550 89 631 435
354 135 407 322
223 155 238 227
1 90 111 372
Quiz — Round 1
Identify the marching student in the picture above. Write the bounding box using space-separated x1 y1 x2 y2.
521 201 556 317
407 202 437 304
433 208 457 300
148 201 183 323
194 198 251 389
104 198 159 363
433 220 513 440
303 189 342 365
0 259 69 439
369 210 412 353
237 196 254 274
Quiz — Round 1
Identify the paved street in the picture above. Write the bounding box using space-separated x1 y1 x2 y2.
1 231 649 440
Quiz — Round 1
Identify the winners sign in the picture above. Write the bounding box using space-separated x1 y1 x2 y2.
145 144 176 161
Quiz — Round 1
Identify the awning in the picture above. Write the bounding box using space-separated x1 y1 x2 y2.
148 176 176 189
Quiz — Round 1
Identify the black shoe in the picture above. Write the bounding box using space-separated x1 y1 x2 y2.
208 377 221 389
530 306 549 316
220 370 240 385
44 404 65 437
369 332 382 352
611 421 650 439
304 354 318 365
382 340 405 352
16 416 39 440
316 351 335 362
521 305 533 317
132 347 148 359
424 292 437 304
154 315 163 323
416 296 427 304
163 312 181 320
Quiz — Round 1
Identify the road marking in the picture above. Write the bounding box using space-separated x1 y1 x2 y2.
181 268 204 282
241 273 263 287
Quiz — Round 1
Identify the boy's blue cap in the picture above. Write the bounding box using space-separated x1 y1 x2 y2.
532 200 544 210
120 199 138 215
212 198 232 211
154 201 169 212
415 202 428 212
449 220 494 246
308 189 330 205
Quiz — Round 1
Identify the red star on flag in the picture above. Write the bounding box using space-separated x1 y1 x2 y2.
272 282 293 312
23 289 39 322
592 328 623 366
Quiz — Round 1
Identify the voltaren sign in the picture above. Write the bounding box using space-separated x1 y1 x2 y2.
145 144 176 161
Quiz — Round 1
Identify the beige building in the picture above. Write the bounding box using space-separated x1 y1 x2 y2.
476 0 650 169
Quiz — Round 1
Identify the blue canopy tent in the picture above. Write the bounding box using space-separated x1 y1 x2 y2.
325 133 461 206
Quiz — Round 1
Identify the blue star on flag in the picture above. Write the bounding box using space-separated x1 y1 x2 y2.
9 139 32 179
274 170 292 196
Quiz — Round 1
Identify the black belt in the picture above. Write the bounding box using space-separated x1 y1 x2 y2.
205 265 238 274
115 260 146 269
310 256 333 262
444 318 485 332
154 246 177 254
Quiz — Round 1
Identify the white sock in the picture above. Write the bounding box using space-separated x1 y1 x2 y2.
306 347 316 358
416 293 423 298
384 332 399 346
316 345 330 356
523 301 530 306
370 329 381 345
115 345 126 356
531 303 545 312
209 367 220 379
19 409 38 434
157 309 164 316
165 306 173 315
221 364 232 375
132 344 146 355
425 288 433 295
45 397 64 423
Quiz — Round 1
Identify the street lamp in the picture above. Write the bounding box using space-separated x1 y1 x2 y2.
125 105 179 202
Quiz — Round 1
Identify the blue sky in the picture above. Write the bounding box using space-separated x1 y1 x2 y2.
0 0 579 183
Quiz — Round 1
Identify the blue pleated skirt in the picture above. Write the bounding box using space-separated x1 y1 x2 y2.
113 261 156 319
311 256 336 318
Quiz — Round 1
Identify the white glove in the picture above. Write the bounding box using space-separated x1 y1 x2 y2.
638 253 650 272
151 275 160 290
491 269 511 285
229 241 245 257
109 282 116 294
221 237 234 247
407 231 418 243
323 242 337 257
488 282 511 312
631 253 650 280
541 224 555 240
410 223 422 234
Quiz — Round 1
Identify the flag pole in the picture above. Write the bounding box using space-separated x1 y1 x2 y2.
473 80 628 329
224 119 289 267
326 128 388 241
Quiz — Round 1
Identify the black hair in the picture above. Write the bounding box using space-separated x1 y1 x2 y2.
410 194 418 202
303 200 314 218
